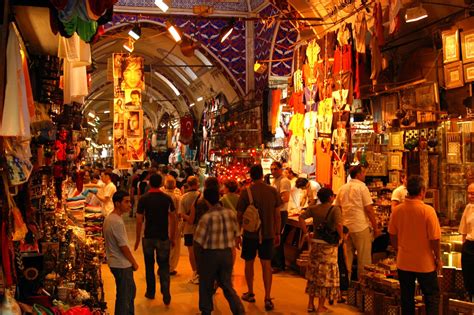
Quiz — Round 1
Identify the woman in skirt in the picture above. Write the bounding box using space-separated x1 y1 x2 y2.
299 187 343 313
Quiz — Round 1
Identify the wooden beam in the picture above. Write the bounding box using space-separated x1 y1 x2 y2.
0 0 10 121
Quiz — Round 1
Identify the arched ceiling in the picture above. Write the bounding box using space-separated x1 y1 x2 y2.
86 21 241 131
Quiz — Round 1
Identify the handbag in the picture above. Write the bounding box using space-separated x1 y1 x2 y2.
315 206 340 245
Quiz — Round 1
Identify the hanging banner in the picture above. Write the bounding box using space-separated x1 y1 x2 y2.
113 53 145 169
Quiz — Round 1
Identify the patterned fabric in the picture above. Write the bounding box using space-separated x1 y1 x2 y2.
194 205 241 250
305 242 340 299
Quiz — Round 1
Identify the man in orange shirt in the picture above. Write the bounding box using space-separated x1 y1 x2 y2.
388 175 441 315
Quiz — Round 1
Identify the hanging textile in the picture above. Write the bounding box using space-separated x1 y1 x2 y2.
179 116 193 145
389 0 402 35
316 139 332 186
374 1 385 47
0 24 32 137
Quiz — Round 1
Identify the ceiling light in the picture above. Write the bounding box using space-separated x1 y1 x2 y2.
197 96 203 102
85 137 91 141
123 38 134 53
128 24 141 40
104 110 110 114
166 22 182 42
88 121 96 127
155 0 169 12
108 136 112 141
405 4 428 23
189 103 195 107
219 20 235 43
254 61 268 74
154 71 180 96
88 112 96 118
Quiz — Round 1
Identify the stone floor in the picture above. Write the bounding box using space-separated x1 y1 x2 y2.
101 216 362 314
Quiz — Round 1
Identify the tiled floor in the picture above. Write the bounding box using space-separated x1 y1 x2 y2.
101 216 362 314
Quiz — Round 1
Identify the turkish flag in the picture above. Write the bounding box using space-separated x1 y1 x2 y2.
179 116 193 145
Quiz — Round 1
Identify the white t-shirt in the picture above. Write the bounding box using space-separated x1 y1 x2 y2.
459 203 474 241
335 179 373 233
99 182 117 216
103 213 132 268
272 175 291 212
309 180 321 203
391 185 408 203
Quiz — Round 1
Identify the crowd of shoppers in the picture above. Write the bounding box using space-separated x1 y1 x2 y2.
97 160 470 315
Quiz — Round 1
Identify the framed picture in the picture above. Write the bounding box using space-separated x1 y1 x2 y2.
387 152 403 170
447 188 466 220
442 29 460 64
461 29 474 63
424 189 439 211
464 63 474 83
389 171 400 184
388 131 405 150
444 61 464 89
127 138 144 161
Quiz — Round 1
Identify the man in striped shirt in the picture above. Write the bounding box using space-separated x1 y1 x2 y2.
194 187 245 315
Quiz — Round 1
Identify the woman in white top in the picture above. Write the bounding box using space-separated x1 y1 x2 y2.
459 183 474 300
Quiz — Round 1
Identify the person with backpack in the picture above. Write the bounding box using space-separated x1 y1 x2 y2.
236 164 282 311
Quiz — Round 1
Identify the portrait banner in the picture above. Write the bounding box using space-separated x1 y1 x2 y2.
113 54 144 168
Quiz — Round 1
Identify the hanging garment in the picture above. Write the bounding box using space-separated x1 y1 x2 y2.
317 98 333 135
304 85 319 112
354 12 368 54
1 24 32 137
374 1 385 47
288 91 305 114
306 39 320 69
333 45 352 75
332 159 346 194
63 59 88 104
289 135 303 174
304 111 318 165
337 23 351 47
389 0 402 34
316 139 332 187
370 34 382 83
270 89 282 134
58 33 91 66
289 113 305 138
293 69 304 92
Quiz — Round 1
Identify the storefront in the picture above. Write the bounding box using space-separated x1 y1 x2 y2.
1 0 474 314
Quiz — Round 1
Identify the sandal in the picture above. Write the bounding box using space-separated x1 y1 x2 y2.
241 292 255 303
264 298 274 311
307 306 316 313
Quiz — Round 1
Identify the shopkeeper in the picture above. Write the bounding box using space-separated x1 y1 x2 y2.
459 183 474 301
91 171 117 216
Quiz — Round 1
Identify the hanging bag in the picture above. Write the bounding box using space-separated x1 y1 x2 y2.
315 206 340 245
242 187 261 233
2 174 28 241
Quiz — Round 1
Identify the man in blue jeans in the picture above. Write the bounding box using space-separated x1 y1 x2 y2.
103 191 139 315
134 174 177 305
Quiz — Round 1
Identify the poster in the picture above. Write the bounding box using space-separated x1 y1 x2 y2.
113 54 145 168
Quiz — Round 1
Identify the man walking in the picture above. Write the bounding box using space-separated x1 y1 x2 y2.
335 165 380 280
194 187 245 315
270 162 291 273
103 191 138 315
237 164 282 311
179 176 201 284
162 175 182 275
388 175 441 315
134 174 176 305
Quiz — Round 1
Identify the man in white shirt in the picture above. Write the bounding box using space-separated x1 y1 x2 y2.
270 161 291 273
391 173 407 211
92 171 117 216
103 191 139 315
335 165 380 280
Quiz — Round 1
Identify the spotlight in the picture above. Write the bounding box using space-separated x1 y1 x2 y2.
128 24 141 40
219 20 235 43
123 38 134 53
405 4 428 23
197 96 203 102
189 103 195 107
88 112 96 118
155 0 169 12
166 22 182 42
104 110 110 114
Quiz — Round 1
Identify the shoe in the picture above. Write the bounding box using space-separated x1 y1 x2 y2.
163 294 171 305
264 298 274 311
170 270 177 276
307 306 316 313
241 292 255 303
145 293 155 299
